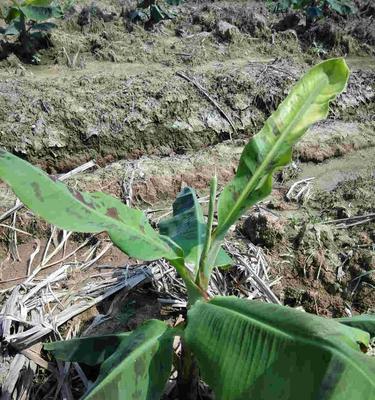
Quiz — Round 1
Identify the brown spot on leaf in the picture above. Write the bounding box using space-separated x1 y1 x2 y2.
31 182 44 202
68 187 95 209
106 207 120 220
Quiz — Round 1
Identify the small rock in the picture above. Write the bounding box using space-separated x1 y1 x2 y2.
216 20 240 41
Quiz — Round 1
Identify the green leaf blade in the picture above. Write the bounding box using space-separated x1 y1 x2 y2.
44 333 132 366
4 6 21 24
337 314 375 337
185 297 375 400
0 150 180 261
83 320 174 400
159 187 232 274
159 187 206 273
216 59 350 239
20 5 63 21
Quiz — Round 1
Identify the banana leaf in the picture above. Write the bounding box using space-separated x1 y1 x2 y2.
82 320 175 400
44 332 132 366
337 314 375 337
20 5 63 21
0 149 181 261
159 187 232 275
185 296 375 400
215 59 349 241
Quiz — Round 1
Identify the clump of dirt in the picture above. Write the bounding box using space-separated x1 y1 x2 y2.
191 1 270 38
243 210 285 248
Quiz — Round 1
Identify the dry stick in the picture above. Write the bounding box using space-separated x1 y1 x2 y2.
25 232 73 283
0 224 32 236
322 213 375 228
9 207 21 261
27 239 41 276
176 71 237 140
41 235 94 270
41 226 57 265
7 267 152 348
0 160 96 224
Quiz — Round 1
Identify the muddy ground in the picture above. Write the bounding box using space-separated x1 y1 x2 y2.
0 0 374 398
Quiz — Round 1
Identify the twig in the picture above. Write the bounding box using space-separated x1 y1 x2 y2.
27 239 41 276
286 177 315 203
322 213 375 229
0 224 32 236
176 71 237 140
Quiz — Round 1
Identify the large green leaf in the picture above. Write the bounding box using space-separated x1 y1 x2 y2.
44 333 131 366
0 150 180 261
185 297 375 400
337 314 375 337
20 5 63 21
159 187 232 275
215 59 349 241
83 320 175 400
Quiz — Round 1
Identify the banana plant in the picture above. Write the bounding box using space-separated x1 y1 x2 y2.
129 0 175 27
267 0 356 27
1 58 375 400
0 0 63 59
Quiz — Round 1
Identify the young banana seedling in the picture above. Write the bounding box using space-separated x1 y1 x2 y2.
0 58 374 400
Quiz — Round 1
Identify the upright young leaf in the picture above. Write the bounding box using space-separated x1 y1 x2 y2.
215 59 349 240
185 297 375 400
159 187 206 271
83 320 175 400
0 150 180 261
159 187 232 274
44 333 132 366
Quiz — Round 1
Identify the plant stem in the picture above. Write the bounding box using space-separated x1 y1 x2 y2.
197 175 217 290
19 12 27 40
169 258 207 304
177 339 199 400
